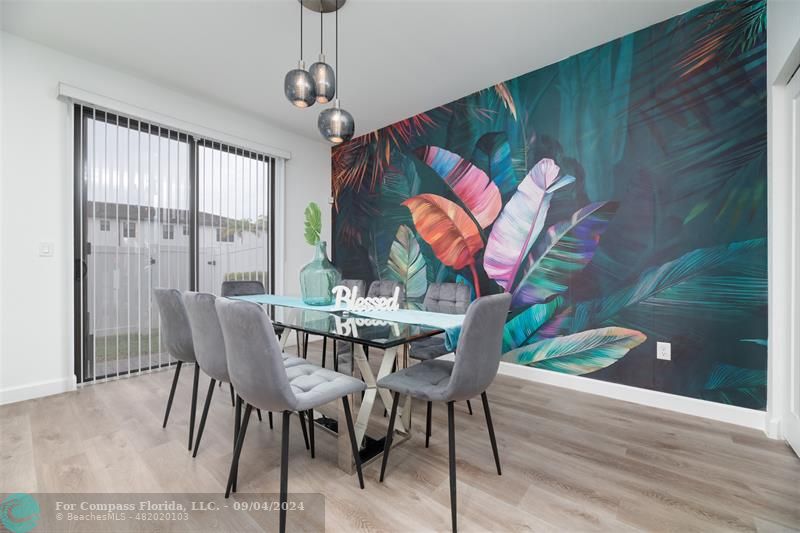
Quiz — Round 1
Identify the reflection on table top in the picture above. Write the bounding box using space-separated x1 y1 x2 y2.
265 303 444 349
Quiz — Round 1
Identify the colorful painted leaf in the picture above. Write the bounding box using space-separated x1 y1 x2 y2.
386 225 428 299
402 194 483 271
415 146 502 228
303 202 322 246
702 363 766 408
502 296 562 352
483 159 575 290
472 132 519 197
502 327 646 374
494 82 518 120
740 338 767 347
512 201 618 307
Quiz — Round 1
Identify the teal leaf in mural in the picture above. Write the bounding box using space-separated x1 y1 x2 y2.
415 146 502 228
303 202 322 246
503 326 646 374
386 224 428 299
740 338 767 347
472 132 519 197
701 363 766 408
511 201 618 307
502 296 562 353
455 274 476 300
483 158 575 291
560 238 767 335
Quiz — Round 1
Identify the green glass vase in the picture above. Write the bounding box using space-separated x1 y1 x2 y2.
299 241 342 306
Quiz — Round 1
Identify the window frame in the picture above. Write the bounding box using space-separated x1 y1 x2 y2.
73 104 277 383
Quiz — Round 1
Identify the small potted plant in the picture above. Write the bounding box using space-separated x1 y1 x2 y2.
299 202 342 305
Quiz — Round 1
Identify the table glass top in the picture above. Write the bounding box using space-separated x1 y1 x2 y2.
263 304 443 348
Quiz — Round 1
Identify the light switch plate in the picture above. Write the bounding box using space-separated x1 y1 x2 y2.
39 242 54 257
656 341 671 361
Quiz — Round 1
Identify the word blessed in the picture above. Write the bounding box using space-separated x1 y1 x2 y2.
332 315 399 339
332 285 401 311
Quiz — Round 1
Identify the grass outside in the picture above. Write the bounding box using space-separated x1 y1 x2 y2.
93 330 162 362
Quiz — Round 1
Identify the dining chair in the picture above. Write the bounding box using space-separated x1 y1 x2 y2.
184 291 275 459
411 282 475 440
215 298 367 533
220 279 285 337
153 288 200 451
376 293 512 533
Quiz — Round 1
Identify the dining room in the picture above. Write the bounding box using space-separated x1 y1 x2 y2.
1 0 799 532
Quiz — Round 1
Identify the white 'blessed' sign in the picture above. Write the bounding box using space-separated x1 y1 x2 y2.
331 285 400 311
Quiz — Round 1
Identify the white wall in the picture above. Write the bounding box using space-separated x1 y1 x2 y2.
0 31 332 403
766 0 800 438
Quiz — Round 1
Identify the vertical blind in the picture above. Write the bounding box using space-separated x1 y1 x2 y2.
74 103 277 383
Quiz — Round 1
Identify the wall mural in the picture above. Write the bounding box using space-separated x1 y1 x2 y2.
332 0 767 409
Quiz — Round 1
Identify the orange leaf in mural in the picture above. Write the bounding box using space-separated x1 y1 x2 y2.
403 193 484 295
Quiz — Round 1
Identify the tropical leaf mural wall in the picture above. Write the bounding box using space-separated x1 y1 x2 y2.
332 0 767 409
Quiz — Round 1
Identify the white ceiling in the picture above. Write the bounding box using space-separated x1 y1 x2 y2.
1 0 707 141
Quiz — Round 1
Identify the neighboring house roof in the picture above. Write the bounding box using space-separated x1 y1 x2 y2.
86 201 261 228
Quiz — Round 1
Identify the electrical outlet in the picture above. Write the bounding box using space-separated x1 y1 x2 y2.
39 242 54 257
656 342 671 361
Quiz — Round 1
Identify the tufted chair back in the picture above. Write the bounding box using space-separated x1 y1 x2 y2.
367 280 406 304
221 280 266 297
423 283 471 314
153 288 196 363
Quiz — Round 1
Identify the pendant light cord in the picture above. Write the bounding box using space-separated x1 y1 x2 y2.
300 0 304 61
336 0 339 98
320 8 323 55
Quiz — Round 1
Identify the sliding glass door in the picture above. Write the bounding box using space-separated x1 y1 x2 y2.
73 105 275 383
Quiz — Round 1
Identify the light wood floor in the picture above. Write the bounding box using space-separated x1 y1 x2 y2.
1 342 798 532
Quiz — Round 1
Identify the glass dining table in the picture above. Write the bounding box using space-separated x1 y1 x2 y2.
232 296 449 473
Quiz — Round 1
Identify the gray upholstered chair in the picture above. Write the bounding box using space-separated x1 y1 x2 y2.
215 298 367 533
184 292 273 458
220 279 284 338
153 288 199 451
411 282 476 431
410 283 471 361
377 293 512 533
368 279 406 302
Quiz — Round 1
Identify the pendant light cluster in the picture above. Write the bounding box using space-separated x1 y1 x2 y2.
284 0 354 144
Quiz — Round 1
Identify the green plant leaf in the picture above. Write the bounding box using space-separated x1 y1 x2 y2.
304 202 322 246
503 326 646 374
386 224 428 299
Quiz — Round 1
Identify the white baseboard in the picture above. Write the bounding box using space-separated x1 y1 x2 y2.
0 375 77 405
493 361 769 435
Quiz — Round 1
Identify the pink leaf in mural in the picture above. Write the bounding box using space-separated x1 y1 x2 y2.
403 193 484 295
415 146 502 228
483 158 575 290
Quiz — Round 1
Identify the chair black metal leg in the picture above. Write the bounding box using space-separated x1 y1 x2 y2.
269 411 273 429
257 409 262 422
279 411 291 533
333 342 339 372
448 401 457 533
229 383 235 407
225 403 252 498
307 410 315 458
322 337 327 368
466 399 473 416
162 361 183 428
189 364 200 450
298 411 310 451
192 378 216 458
295 330 302 357
342 396 364 489
233 395 242 492
379 391 401 482
303 333 309 359
426 401 432 448
481 392 501 475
